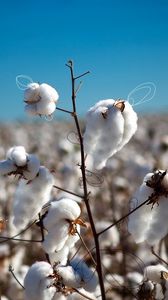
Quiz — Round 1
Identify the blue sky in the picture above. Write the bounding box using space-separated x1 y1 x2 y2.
0 0 168 121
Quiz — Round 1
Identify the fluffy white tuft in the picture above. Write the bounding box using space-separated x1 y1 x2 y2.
23 154 40 180
24 261 56 300
13 166 54 230
144 264 168 283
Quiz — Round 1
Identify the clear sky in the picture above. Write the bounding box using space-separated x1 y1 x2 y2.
0 0 168 121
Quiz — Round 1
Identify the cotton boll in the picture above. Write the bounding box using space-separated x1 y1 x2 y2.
24 261 56 300
84 99 125 169
53 293 66 300
42 220 69 253
36 101 56 116
25 103 38 116
13 166 54 230
57 265 82 288
43 198 81 230
64 225 80 249
128 181 154 243
23 154 40 180
144 264 168 284
39 83 59 103
70 258 98 292
49 246 69 266
117 101 137 151
24 83 40 103
10 146 27 167
0 160 17 176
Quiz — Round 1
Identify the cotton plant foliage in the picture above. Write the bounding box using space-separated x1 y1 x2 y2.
24 82 59 116
0 146 40 180
13 166 54 230
24 262 56 300
128 170 168 245
83 99 137 169
42 198 82 256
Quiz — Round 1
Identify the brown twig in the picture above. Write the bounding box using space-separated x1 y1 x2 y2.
53 184 84 199
72 288 95 300
151 246 168 266
9 265 25 289
66 61 106 300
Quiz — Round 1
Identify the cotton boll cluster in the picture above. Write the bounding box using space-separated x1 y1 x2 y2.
24 261 56 300
42 198 82 259
0 146 40 180
24 83 59 117
83 99 137 169
144 264 168 284
57 257 98 292
13 166 54 230
128 170 168 245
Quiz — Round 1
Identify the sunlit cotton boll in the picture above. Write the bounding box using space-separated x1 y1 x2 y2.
7 146 27 167
128 171 168 245
83 99 137 169
24 82 59 117
23 154 40 180
57 258 98 292
24 261 56 300
49 246 69 266
144 264 168 284
13 166 54 230
43 198 81 230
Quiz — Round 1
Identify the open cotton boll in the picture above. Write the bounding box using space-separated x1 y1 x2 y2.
43 198 81 230
9 146 27 167
64 225 80 248
0 160 17 176
39 83 59 103
42 220 70 253
84 99 124 169
13 166 54 230
70 258 98 292
23 154 40 180
57 265 82 288
25 103 38 116
36 101 56 116
24 261 56 300
24 83 40 103
49 246 69 266
117 101 137 151
144 264 168 284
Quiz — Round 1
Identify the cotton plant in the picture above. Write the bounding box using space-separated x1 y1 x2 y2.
24 82 59 117
83 99 137 169
128 169 168 245
42 198 86 259
13 166 54 230
0 146 40 180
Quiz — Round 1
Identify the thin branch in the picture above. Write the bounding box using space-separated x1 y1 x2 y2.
76 230 97 266
9 265 25 289
72 288 95 300
66 61 106 300
75 81 83 95
74 71 90 80
0 236 41 242
56 106 72 114
151 246 168 266
53 184 84 199
98 197 150 236
38 213 51 264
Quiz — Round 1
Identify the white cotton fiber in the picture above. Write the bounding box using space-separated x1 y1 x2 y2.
57 265 82 288
70 258 98 292
49 246 69 266
144 264 168 283
24 82 59 117
9 146 27 167
13 166 54 230
24 83 40 103
24 261 56 300
42 220 70 253
0 159 17 176
128 171 168 245
43 198 81 230
83 99 137 169
23 154 40 180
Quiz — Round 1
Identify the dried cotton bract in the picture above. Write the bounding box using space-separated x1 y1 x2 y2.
83 99 137 169
13 166 54 230
128 170 168 245
24 261 56 300
42 198 82 256
24 83 59 117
